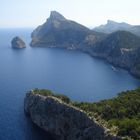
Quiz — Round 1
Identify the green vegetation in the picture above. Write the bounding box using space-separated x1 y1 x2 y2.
54 94 70 104
106 31 140 49
73 87 140 140
32 87 140 139
117 31 140 49
33 88 53 96
32 88 70 104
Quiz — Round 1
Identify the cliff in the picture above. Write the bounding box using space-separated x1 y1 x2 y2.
24 90 121 140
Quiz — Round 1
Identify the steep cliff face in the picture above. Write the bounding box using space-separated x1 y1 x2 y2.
24 91 121 140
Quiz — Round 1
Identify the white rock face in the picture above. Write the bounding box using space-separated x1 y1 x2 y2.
24 91 121 140
11 36 26 48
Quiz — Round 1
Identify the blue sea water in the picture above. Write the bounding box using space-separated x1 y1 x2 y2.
0 28 140 140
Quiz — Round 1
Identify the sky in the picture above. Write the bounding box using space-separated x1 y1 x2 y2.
0 0 140 28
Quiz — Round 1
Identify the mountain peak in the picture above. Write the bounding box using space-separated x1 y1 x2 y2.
107 20 117 24
49 11 66 20
93 20 133 34
107 20 132 27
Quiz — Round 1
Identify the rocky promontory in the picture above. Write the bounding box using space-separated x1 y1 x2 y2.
24 89 121 140
11 36 26 48
30 11 104 48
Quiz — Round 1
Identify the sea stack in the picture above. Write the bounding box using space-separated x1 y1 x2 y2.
11 36 26 48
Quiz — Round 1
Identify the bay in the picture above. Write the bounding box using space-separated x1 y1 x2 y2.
0 28 139 140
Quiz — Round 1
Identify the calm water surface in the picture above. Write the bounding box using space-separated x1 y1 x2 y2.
0 28 140 140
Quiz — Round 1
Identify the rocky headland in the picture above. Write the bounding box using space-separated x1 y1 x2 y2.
24 89 121 140
30 11 105 48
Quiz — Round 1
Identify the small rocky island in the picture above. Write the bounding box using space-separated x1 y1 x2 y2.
11 36 26 48
24 89 122 140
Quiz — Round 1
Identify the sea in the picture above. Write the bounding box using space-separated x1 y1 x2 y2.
0 28 140 140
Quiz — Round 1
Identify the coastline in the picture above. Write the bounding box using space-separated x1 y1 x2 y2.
30 44 140 79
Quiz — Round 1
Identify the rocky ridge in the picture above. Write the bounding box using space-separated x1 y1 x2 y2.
24 90 121 140
93 20 132 34
93 20 140 37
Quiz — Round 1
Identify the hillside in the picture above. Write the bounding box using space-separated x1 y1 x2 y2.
129 26 140 37
89 31 140 77
74 87 140 140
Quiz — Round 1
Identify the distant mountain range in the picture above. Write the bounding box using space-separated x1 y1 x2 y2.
31 11 140 77
93 20 140 37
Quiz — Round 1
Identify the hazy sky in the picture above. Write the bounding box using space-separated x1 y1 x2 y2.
0 0 140 28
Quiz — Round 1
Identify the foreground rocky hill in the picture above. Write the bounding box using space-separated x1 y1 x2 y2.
24 89 121 140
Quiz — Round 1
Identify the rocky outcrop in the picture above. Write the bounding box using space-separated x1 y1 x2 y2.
24 91 121 140
11 36 26 48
